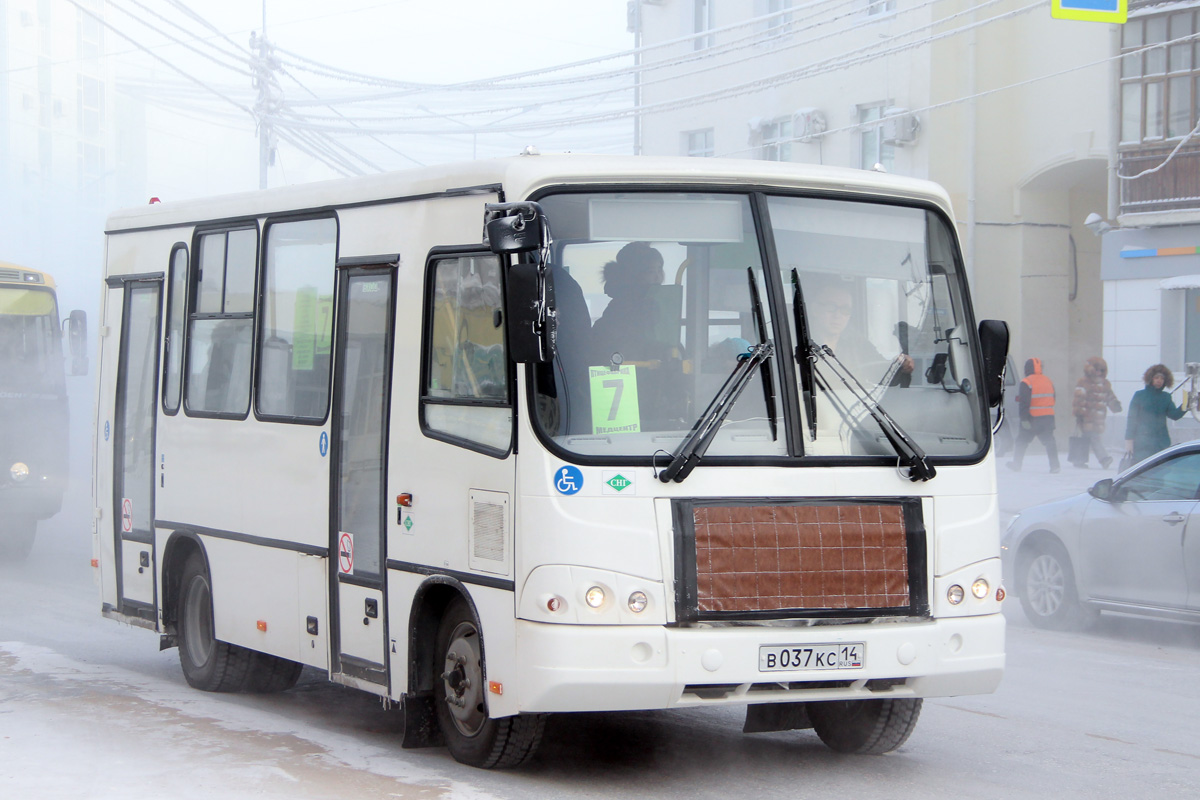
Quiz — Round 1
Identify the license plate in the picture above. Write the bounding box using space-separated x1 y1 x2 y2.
758 642 865 672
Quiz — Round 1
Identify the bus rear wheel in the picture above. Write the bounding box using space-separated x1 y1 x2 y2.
177 552 255 692
809 697 922 754
0 516 36 562
433 597 545 768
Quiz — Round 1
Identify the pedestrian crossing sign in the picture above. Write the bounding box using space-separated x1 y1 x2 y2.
1051 0 1127 23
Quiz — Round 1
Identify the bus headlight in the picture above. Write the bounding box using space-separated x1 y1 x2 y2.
947 584 965 605
627 591 648 613
10 462 30 482
971 579 990 599
585 586 606 608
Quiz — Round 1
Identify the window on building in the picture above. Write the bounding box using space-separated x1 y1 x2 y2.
694 0 714 50
761 117 793 161
186 226 257 417
78 75 103 138
867 0 896 16
684 128 714 157
256 217 337 422
421 253 511 455
764 0 793 33
1121 11 1200 144
859 104 895 171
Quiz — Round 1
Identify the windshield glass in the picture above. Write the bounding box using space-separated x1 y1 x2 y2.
533 191 783 459
772 195 986 457
0 287 64 394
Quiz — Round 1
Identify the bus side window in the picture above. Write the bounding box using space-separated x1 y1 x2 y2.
185 226 257 417
163 243 188 414
420 253 513 456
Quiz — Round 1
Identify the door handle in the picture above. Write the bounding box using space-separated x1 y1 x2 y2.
1162 513 1186 524
364 597 379 619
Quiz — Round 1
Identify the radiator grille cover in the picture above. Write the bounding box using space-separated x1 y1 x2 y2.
675 498 927 621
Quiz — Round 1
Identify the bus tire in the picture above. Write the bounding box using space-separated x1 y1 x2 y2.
177 552 254 692
0 516 36 562
433 597 545 768
246 653 303 693
809 698 922 754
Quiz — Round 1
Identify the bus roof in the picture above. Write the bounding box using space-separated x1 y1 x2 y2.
105 153 956 234
0 261 57 290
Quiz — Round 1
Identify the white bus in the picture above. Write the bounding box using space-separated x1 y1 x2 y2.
94 154 1010 768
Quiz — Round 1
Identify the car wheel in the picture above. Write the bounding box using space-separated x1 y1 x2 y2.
1018 541 1089 630
809 698 922 754
0 516 37 562
433 597 545 768
177 551 255 692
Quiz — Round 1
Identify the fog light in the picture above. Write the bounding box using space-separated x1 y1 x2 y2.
947 584 965 605
628 591 648 613
972 579 990 599
585 586 606 608
10 462 30 482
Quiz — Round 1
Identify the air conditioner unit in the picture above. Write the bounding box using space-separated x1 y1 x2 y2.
882 107 919 146
793 108 828 142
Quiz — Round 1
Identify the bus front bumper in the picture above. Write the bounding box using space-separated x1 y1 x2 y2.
512 613 1004 713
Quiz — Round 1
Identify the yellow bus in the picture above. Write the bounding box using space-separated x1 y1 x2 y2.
0 262 87 559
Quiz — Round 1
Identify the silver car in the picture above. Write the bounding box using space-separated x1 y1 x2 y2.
1001 440 1200 629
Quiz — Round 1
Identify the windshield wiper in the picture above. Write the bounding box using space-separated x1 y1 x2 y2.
790 269 818 440
657 341 774 483
810 343 936 482
747 267 778 442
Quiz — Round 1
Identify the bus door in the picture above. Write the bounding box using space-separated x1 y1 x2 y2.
110 277 162 622
329 265 396 688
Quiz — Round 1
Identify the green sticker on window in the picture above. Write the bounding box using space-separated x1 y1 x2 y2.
589 365 641 435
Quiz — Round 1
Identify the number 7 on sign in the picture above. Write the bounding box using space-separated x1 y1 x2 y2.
588 365 641 435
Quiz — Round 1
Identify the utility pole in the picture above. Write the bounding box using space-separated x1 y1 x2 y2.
250 3 279 190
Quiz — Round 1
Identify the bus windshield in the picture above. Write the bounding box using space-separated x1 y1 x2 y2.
532 190 987 462
0 287 64 394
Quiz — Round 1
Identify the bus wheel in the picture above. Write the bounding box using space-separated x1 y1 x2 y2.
809 698 922 754
0 516 36 561
246 653 303 693
177 552 254 692
433 597 545 768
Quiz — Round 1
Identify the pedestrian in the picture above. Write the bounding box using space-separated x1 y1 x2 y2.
1008 356 1060 473
1124 363 1185 465
1070 356 1121 469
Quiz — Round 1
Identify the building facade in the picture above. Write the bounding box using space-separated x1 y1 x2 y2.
632 0 1114 436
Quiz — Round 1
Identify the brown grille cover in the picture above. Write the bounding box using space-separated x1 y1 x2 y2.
692 503 910 613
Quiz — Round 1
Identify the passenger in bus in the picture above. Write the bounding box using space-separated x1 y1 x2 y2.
807 276 914 386
545 262 593 434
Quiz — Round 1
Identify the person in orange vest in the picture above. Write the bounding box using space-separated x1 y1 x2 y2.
1008 356 1060 473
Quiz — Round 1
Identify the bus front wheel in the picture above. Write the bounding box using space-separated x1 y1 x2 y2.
177 552 255 692
809 698 922 754
433 597 545 768
0 516 36 561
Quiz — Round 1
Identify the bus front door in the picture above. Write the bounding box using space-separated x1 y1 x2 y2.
329 266 395 689
110 278 162 623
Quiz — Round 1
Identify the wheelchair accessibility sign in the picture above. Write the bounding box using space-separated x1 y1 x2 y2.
554 466 583 495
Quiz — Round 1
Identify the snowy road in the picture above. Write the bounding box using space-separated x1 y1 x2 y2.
3 462 1200 799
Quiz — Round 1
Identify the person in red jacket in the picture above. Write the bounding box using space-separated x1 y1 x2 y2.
1008 356 1060 473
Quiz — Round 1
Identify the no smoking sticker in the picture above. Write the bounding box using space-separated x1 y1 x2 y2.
338 531 354 575
121 498 133 533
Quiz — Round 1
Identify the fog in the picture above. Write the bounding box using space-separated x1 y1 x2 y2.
4 0 1200 795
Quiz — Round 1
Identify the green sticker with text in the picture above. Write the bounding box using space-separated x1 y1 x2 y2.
589 365 641 435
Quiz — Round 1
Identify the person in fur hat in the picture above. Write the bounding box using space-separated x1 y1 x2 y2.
1070 356 1121 469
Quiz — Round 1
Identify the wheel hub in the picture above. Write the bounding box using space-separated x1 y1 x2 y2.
441 622 485 736
1027 553 1066 617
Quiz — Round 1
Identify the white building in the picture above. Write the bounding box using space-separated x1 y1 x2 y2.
632 0 1116 433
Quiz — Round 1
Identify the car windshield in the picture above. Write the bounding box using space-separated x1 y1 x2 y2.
0 287 63 394
531 190 987 461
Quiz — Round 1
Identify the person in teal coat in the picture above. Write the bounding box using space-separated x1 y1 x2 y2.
1124 364 1185 464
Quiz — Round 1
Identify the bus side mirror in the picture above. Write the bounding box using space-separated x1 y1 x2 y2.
979 319 1009 408
505 259 556 363
483 202 545 254
66 309 88 376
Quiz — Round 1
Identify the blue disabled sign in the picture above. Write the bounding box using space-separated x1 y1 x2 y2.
554 466 583 495
1051 0 1126 23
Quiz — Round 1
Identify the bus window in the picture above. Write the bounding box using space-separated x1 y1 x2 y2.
186 226 257 417
256 217 337 421
163 244 187 414
421 253 511 455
